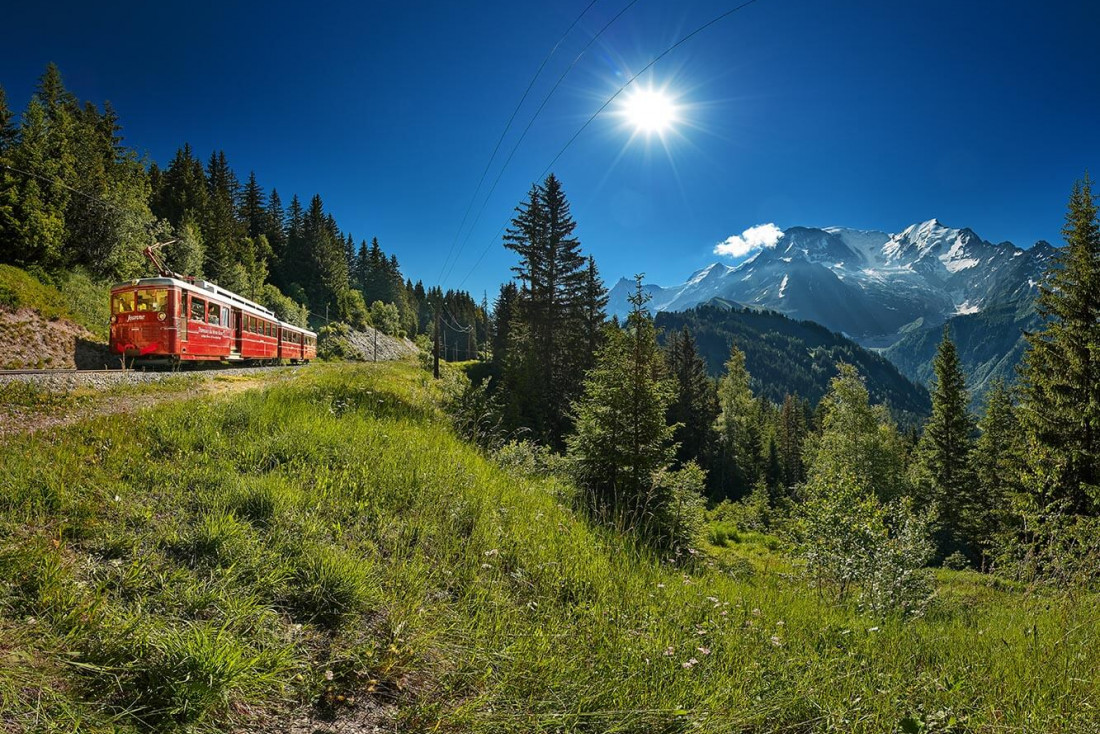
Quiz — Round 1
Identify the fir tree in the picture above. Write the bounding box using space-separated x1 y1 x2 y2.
665 326 718 470
971 379 1022 566
265 188 287 275
715 344 761 499
568 277 701 547
240 171 266 238
777 394 808 493
912 327 978 562
503 173 590 446
1019 175 1100 516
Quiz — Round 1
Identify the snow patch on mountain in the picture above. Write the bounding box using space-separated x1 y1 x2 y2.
608 218 1054 347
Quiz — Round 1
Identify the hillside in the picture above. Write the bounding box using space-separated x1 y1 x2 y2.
0 265 112 369
1 361 1096 732
655 304 930 422
883 301 1040 404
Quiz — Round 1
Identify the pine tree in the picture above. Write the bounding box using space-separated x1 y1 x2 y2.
8 98 68 268
502 173 590 446
777 394 808 493
912 327 978 562
265 188 287 276
568 277 701 546
1019 175 1100 516
971 379 1022 566
0 85 20 262
665 326 718 470
202 150 244 282
151 144 208 227
303 194 348 316
580 254 608 365
0 85 16 152
240 171 266 238
715 344 761 499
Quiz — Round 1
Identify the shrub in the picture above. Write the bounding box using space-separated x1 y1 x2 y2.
369 301 400 336
0 283 17 311
637 462 707 552
799 473 935 617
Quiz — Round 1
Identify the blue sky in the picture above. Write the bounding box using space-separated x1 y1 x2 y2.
4 0 1098 297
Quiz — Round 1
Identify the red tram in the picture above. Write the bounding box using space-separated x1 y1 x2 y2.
109 267 316 366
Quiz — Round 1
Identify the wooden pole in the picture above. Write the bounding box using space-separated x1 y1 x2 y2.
433 309 440 379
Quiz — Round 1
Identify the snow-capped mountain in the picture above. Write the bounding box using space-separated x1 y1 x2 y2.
608 219 1055 347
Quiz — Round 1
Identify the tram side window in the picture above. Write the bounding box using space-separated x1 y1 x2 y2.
191 298 206 321
208 305 221 326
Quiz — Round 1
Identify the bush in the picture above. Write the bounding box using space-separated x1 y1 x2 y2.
369 301 400 336
637 462 707 552
337 288 371 330
445 376 509 451
0 283 18 311
799 473 935 617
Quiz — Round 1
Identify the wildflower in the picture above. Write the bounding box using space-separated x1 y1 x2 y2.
657 583 665 589
868 626 880 633
707 596 719 604
751 608 762 616
663 646 675 656
484 548 499 557
481 563 493 570
770 635 782 647
324 670 334 681
697 646 711 655
682 658 698 669
776 620 785 627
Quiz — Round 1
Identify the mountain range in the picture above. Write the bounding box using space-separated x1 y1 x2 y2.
611 219 1056 398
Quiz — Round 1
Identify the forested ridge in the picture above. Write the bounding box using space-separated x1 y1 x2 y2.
0 64 488 351
655 304 930 423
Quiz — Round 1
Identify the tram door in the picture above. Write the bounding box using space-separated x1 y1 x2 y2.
231 308 243 355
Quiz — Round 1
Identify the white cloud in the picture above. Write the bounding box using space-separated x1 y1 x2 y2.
714 223 783 258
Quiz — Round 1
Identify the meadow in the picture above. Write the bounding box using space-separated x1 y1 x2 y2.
1 361 1097 732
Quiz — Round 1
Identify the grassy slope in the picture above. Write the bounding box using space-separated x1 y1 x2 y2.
1 362 1098 732
0 264 111 340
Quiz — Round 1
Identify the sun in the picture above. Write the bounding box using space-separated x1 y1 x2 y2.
621 87 678 135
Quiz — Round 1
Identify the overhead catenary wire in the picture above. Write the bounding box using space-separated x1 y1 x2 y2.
453 0 763 291
438 0 642 286
435 0 602 286
1 162 128 214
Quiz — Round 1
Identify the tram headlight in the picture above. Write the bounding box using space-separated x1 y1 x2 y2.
158 312 167 321
110 315 117 324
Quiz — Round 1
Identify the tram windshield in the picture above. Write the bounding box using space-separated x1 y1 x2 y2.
112 288 168 314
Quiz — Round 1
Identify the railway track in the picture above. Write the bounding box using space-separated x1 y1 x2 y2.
0 368 118 376
0 363 306 379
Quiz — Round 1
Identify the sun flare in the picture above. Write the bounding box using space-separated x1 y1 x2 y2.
621 87 678 135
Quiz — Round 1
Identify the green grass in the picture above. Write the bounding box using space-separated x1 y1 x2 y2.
0 362 1098 732
0 264 111 339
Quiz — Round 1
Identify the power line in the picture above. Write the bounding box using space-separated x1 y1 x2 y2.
435 0 602 285
439 0 641 286
1 162 126 214
454 0 763 291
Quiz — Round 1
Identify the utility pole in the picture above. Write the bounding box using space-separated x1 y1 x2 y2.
433 309 440 379
373 325 378 362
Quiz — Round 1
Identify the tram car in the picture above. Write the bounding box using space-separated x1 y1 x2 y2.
109 245 316 366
